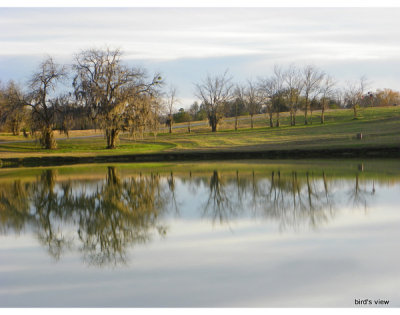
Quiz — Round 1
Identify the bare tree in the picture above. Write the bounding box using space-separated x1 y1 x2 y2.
258 65 285 128
334 88 345 108
235 80 262 129
26 57 67 149
301 65 324 125
194 70 234 132
319 75 336 124
233 98 241 131
258 77 275 128
73 48 162 149
271 65 285 127
344 76 368 119
187 102 198 133
150 95 163 140
234 84 245 128
164 86 178 133
284 64 303 126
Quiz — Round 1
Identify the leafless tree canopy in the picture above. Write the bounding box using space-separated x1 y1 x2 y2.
194 70 234 132
164 86 179 133
235 79 262 129
284 64 303 126
344 76 369 119
25 57 67 149
319 75 336 123
301 65 325 125
257 66 287 127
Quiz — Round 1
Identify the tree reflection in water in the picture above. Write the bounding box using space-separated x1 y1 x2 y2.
0 179 30 233
203 171 237 224
76 167 169 266
0 166 378 265
347 174 372 211
0 167 169 266
29 169 74 260
200 169 374 231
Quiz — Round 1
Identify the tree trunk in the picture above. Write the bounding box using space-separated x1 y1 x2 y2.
42 127 57 149
234 103 238 131
269 112 274 128
293 110 297 126
188 121 191 133
108 135 117 149
321 107 325 124
304 100 309 125
12 121 20 135
235 115 238 131
353 105 357 119
169 115 173 133
276 112 280 127
209 114 218 132
106 128 119 149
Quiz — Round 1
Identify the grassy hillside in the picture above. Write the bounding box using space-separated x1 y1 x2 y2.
0 106 399 159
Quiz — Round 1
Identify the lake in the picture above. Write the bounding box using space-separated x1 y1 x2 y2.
0 160 399 307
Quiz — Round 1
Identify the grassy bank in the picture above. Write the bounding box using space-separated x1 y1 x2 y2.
0 106 399 166
1 159 400 183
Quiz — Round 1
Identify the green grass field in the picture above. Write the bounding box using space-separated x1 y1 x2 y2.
0 106 399 159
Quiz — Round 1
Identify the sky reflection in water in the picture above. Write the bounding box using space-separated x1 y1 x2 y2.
0 164 399 307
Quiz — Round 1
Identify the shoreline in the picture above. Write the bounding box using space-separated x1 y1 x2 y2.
1 146 399 168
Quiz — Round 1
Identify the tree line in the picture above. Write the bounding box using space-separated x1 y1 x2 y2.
192 65 399 132
1 47 399 149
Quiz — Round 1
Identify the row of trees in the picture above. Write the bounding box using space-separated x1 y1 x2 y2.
193 65 399 132
1 48 400 148
175 84 399 133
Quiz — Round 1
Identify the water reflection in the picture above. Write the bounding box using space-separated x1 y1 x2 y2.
1 167 169 266
0 166 380 266
203 170 239 224
347 174 374 210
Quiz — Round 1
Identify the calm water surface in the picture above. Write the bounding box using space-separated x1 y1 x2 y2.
0 161 399 307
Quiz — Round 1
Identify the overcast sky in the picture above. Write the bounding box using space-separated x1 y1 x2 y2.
1 7 400 107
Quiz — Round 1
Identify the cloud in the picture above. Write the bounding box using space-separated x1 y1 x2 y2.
1 8 400 60
1 7 400 103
